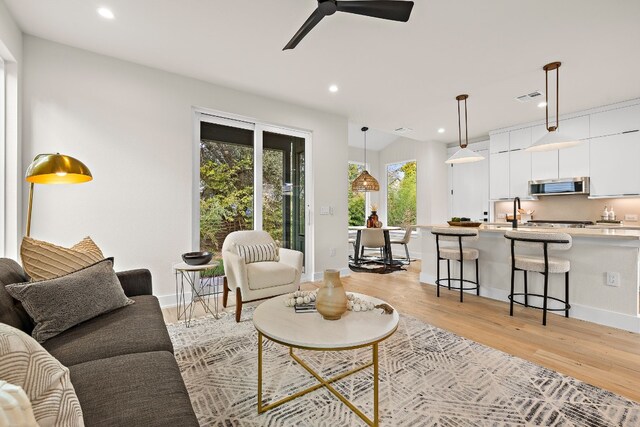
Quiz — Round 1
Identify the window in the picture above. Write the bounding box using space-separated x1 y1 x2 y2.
348 162 366 226
386 160 417 227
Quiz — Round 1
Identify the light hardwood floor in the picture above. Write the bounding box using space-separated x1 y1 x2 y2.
163 260 640 403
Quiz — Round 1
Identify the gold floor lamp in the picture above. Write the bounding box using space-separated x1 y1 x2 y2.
25 153 93 237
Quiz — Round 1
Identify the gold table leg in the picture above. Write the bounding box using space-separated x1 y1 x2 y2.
257 334 381 426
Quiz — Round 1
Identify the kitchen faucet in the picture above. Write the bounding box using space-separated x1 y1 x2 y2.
512 197 521 229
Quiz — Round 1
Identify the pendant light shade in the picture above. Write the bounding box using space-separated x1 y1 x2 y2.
526 62 580 152
446 94 485 164
352 127 379 192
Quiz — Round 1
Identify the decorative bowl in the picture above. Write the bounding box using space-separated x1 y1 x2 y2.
181 251 213 265
447 221 482 227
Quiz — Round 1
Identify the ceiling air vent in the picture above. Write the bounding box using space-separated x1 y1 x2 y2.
394 127 413 134
515 91 544 103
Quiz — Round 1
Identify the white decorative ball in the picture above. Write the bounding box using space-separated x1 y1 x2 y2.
353 304 361 312
303 296 310 304
310 294 316 302
296 297 303 305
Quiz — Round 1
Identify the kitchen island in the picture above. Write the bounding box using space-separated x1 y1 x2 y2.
417 224 640 333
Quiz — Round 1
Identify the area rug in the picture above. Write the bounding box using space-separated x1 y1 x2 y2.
167 308 639 426
348 259 406 274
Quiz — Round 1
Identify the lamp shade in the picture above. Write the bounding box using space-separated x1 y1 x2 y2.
525 130 581 152
445 147 485 164
25 154 93 184
351 170 380 192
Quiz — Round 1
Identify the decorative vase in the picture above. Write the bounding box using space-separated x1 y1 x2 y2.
316 269 348 321
367 211 379 228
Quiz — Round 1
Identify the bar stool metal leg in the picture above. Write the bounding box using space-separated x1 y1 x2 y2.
475 259 479 296
509 265 515 316
447 260 451 290
524 271 528 307
436 258 441 297
565 271 570 318
459 260 464 303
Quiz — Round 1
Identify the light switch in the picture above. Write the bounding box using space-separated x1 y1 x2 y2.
320 206 330 215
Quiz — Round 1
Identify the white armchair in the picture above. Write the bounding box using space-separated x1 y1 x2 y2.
222 230 303 322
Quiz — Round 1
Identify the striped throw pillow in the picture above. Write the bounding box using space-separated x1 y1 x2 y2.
21 236 105 281
236 242 279 264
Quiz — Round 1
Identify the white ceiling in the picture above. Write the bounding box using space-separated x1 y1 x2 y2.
348 123 399 151
6 0 640 144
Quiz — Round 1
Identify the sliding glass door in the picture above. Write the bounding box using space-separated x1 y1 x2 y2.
197 114 311 273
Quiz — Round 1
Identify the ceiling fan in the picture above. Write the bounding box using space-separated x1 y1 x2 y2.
283 0 415 50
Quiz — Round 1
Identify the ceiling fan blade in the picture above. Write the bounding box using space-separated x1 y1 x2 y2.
283 8 325 50
336 0 414 22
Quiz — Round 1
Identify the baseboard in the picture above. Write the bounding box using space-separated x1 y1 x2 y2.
312 267 351 282
419 273 640 333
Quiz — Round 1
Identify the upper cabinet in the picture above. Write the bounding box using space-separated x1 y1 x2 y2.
489 151 509 199
531 116 591 181
590 104 640 138
489 132 509 153
590 131 640 197
509 127 531 150
509 149 531 198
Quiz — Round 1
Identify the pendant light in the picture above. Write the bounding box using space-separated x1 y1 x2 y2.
526 62 580 152
351 126 380 192
446 94 484 164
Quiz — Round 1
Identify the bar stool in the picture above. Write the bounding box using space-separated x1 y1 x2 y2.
504 230 571 326
431 227 480 302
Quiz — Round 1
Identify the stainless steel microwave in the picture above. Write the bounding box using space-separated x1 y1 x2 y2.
528 177 590 196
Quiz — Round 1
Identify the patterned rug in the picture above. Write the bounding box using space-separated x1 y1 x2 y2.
167 307 639 426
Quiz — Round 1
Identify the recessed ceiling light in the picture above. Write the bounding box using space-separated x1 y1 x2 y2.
537 101 547 108
437 128 445 133
328 84 338 93
97 7 115 20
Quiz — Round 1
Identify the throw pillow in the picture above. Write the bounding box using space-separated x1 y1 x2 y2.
236 242 279 264
0 323 84 426
6 259 133 343
21 236 105 281
0 381 38 427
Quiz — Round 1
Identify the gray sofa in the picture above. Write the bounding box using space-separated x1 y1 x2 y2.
0 258 199 427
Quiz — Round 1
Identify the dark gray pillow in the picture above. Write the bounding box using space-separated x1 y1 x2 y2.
6 259 133 343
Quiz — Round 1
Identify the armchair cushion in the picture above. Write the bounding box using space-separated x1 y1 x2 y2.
247 262 297 290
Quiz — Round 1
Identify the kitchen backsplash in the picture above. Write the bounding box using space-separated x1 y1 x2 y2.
493 196 640 223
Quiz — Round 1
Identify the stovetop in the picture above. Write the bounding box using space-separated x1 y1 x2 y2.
524 220 595 228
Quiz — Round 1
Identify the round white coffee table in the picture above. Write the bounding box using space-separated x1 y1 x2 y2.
253 293 399 426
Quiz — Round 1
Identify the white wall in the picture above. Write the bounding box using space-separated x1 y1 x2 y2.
0 0 22 259
22 36 349 304
378 137 449 258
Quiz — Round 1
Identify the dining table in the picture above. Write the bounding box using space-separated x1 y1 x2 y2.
348 226 402 266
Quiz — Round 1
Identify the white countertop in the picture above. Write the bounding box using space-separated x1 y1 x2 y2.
417 224 640 240
253 293 399 349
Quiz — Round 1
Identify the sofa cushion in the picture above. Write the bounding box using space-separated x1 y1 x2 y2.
69 351 198 427
6 259 133 343
247 261 296 290
42 295 173 367
0 259 33 333
0 323 84 427
20 236 104 281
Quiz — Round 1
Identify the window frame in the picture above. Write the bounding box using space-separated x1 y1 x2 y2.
347 160 370 226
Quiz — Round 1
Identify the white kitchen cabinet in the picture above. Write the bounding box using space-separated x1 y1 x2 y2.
450 150 489 221
590 132 640 197
490 132 509 153
559 143 590 178
489 151 509 199
590 104 640 138
531 116 591 180
509 127 532 150
509 149 531 198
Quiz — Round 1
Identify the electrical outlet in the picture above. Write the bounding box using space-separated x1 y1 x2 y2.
320 206 330 215
624 214 638 222
605 272 620 287
329 247 336 257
